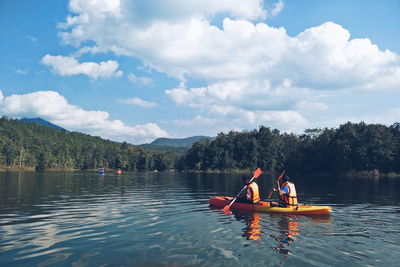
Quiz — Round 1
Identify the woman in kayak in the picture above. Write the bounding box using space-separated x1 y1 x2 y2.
237 175 260 205
278 175 298 207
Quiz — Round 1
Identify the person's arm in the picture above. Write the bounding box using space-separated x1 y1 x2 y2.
245 186 252 200
239 185 248 198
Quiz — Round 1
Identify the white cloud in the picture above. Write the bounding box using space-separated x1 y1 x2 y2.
58 2 400 90
270 0 284 17
295 101 328 111
119 97 157 108
171 108 307 137
0 90 168 144
166 78 317 111
127 73 153 86
319 108 400 130
41 54 123 79
212 105 307 129
64 0 266 28
55 0 400 135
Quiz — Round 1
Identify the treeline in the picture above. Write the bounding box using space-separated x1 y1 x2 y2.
2 116 400 174
177 122 400 174
0 117 178 171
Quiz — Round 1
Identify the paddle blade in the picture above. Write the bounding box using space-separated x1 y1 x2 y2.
223 205 232 215
252 168 262 179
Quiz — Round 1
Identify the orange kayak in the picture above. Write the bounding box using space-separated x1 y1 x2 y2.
209 196 332 215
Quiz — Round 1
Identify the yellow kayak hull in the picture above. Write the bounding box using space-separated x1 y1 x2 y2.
209 196 332 215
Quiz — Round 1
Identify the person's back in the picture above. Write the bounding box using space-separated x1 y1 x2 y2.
279 175 298 206
238 175 260 204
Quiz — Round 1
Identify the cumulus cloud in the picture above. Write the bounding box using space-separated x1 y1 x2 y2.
58 1 399 89
55 0 400 134
62 0 266 30
171 108 307 136
166 79 314 127
127 73 153 86
0 90 168 143
41 54 123 79
119 97 157 108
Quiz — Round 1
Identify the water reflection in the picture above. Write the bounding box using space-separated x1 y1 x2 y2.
233 212 263 242
270 216 299 255
230 209 332 260
1 171 399 266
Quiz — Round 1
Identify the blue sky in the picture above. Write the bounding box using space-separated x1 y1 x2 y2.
0 0 399 144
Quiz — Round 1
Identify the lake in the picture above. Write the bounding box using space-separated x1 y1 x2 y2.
1 171 399 266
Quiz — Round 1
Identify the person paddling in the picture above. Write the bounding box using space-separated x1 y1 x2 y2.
278 175 298 207
237 175 260 205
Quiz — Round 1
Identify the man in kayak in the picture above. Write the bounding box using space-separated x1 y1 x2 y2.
237 175 260 204
278 175 298 207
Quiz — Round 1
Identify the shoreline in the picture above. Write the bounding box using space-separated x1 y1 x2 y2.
1 166 399 178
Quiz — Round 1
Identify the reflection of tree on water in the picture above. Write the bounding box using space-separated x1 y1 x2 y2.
232 211 331 260
270 217 299 255
233 211 299 251
270 215 331 257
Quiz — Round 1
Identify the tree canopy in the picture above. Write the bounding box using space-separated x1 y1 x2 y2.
0 117 178 171
178 122 400 174
1 117 399 175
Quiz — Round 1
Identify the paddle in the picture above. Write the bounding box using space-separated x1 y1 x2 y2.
267 170 285 199
223 168 262 214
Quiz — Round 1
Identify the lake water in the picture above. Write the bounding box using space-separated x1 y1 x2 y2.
1 171 399 266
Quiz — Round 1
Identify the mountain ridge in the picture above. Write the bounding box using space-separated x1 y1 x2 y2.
20 117 65 131
150 136 211 147
140 136 212 153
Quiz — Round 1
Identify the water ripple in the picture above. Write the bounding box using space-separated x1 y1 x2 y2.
1 172 400 266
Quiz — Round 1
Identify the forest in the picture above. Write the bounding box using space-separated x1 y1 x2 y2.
1 116 399 175
0 117 178 171
177 122 400 175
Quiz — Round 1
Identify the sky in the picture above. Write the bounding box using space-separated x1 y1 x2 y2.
0 0 399 144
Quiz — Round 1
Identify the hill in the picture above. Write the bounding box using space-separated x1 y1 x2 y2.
140 136 212 153
151 136 211 147
20 117 65 131
0 116 178 171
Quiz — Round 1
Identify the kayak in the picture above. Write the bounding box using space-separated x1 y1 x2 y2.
209 196 332 215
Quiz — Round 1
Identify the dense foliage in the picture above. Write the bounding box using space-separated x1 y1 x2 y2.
0 117 178 171
177 123 400 174
2 116 399 174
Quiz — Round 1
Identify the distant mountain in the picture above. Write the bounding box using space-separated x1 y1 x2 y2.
20 118 65 131
140 136 212 153
151 136 211 147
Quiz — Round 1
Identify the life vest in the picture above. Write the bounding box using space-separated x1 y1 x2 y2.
280 181 298 206
246 182 260 203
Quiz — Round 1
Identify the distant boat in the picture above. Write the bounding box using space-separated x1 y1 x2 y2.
116 169 122 174
97 168 105 174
